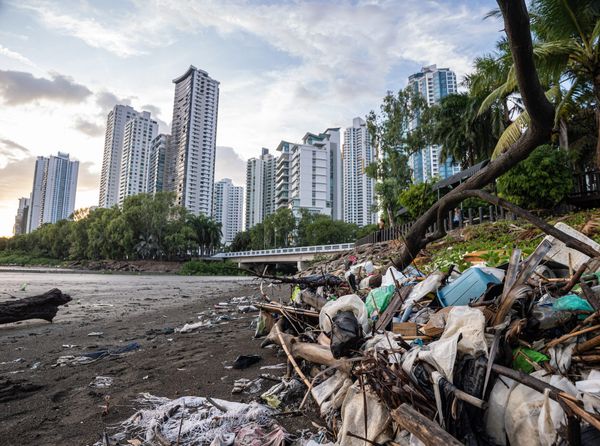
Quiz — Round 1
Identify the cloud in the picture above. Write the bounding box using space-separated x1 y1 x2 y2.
0 69 92 105
0 44 36 67
95 90 132 114
0 138 30 168
77 160 100 190
215 146 246 187
73 117 104 137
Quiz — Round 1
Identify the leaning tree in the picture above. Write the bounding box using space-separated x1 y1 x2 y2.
392 0 557 269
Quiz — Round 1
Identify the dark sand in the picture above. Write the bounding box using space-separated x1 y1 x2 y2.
0 270 305 446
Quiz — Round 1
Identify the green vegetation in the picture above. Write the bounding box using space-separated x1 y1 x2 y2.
179 260 247 276
0 192 222 263
398 180 437 220
229 208 362 251
497 144 573 209
423 210 600 273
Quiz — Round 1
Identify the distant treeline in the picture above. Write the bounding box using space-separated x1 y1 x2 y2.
0 193 377 262
0 193 221 262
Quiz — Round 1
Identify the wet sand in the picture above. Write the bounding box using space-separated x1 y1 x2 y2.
0 270 300 446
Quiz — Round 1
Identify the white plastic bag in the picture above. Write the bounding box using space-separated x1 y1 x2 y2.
319 294 370 335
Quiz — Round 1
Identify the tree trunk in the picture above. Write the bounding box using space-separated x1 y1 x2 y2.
593 73 600 168
391 0 554 269
0 289 71 324
559 118 569 150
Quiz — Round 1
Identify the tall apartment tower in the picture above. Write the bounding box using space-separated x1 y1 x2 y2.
117 111 158 205
13 197 30 235
275 129 341 218
213 178 243 245
27 152 79 232
244 148 276 230
343 117 377 227
169 66 220 216
99 105 140 208
147 134 171 194
408 65 460 183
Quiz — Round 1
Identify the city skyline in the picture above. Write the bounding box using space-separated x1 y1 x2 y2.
0 0 501 236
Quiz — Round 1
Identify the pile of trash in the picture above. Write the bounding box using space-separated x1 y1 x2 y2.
250 222 600 445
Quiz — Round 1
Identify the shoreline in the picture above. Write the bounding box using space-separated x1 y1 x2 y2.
0 272 297 445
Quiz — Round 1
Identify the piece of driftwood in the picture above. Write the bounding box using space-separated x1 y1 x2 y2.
255 302 319 319
300 289 327 310
391 403 463 446
0 288 71 324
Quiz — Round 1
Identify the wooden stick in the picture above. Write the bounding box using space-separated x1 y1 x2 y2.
574 334 600 355
275 325 316 404
390 403 463 446
544 324 600 351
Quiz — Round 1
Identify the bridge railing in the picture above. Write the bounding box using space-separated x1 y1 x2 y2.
215 243 355 258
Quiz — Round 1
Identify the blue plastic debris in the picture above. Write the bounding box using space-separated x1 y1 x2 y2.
437 267 502 307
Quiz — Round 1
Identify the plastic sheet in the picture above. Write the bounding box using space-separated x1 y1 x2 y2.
365 285 395 317
319 294 369 335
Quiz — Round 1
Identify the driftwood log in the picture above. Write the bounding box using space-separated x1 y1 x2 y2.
0 288 71 324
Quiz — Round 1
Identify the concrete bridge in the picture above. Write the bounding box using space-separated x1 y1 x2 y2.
213 243 355 271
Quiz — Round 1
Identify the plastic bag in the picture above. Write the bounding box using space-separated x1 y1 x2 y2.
365 285 395 317
512 347 549 373
553 294 594 318
319 294 369 335
330 311 362 358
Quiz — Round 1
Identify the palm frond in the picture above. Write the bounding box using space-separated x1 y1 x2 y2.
491 111 530 159
477 66 517 115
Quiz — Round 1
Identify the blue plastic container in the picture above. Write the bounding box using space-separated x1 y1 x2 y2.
437 267 502 307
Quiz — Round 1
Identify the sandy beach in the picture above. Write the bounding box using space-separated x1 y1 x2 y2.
0 269 299 446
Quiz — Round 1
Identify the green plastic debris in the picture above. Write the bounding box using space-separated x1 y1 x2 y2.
553 294 594 319
365 285 395 317
512 347 549 373
291 285 301 304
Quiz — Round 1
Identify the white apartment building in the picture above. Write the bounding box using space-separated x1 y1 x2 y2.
147 134 171 194
343 117 377 227
169 66 220 216
118 111 158 205
244 148 276 230
288 139 330 217
408 65 461 183
27 152 79 232
99 105 141 208
213 178 243 245
275 129 341 218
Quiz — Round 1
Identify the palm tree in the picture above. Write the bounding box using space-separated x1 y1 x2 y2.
425 93 501 167
481 0 600 164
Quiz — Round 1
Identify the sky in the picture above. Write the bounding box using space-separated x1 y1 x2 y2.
0 0 502 236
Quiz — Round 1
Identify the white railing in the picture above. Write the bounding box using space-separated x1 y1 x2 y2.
214 243 355 258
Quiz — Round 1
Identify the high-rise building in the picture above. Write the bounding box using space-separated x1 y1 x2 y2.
147 134 171 194
213 178 243 245
26 152 79 232
13 197 30 235
99 105 141 208
118 111 158 205
343 117 377 227
275 129 341 218
408 65 461 183
169 66 220 216
244 148 276 230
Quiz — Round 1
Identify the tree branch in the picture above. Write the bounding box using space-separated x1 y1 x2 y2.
392 0 554 269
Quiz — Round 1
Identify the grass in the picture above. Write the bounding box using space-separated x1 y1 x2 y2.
0 252 63 267
420 209 600 273
179 260 248 276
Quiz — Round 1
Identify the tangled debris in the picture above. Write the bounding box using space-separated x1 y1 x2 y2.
99 221 600 445
250 221 600 445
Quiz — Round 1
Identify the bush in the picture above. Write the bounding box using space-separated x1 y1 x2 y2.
398 180 437 219
497 145 573 209
179 260 247 276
